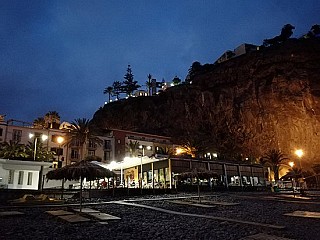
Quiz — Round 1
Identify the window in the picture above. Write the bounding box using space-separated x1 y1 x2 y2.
8 170 14 184
88 139 96 148
88 150 95 156
18 171 24 185
71 149 79 159
117 139 121 144
12 129 22 142
27 172 33 185
0 128 3 136
104 140 111 150
51 148 63 156
104 151 111 161
71 139 81 147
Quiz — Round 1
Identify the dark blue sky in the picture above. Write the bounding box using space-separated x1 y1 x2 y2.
1 0 319 123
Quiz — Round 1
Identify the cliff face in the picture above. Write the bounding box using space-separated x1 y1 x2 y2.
92 39 320 166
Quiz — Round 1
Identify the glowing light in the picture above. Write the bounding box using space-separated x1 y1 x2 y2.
41 135 48 141
175 148 183 155
29 133 34 139
289 161 294 168
295 149 303 158
57 136 64 144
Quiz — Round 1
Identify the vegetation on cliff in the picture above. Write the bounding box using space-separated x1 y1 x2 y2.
92 38 320 166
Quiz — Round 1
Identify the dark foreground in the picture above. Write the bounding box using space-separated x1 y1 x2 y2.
1 192 320 240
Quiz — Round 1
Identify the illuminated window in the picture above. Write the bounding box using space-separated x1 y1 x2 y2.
27 172 33 185
18 171 24 185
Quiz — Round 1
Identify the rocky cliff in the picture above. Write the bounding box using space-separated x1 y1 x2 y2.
92 39 320 167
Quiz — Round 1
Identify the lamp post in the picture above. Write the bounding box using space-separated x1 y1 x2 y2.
295 149 303 170
29 133 48 161
139 145 151 194
56 136 64 161
29 133 48 190
295 149 305 195
288 161 296 195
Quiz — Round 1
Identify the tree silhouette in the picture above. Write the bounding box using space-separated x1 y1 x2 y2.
146 74 152 96
65 118 102 160
123 65 140 96
262 149 288 181
33 117 46 129
185 61 202 84
263 24 295 47
103 86 114 103
125 140 140 157
172 76 181 86
44 111 61 129
112 81 123 100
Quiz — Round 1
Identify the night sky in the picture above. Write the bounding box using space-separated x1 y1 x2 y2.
1 0 319 123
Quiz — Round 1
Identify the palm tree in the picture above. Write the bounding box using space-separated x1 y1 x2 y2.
103 86 114 103
262 149 288 182
44 111 61 129
33 117 46 129
0 140 28 159
25 141 55 161
66 118 102 161
126 140 140 157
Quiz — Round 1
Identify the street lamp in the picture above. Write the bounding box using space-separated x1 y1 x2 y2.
56 136 64 161
139 145 151 193
295 149 304 169
29 133 48 161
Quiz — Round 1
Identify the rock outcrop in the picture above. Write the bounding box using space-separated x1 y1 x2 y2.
92 39 320 167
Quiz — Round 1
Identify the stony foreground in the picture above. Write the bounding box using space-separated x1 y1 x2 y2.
1 192 320 240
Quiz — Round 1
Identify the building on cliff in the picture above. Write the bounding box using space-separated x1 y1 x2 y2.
215 43 259 64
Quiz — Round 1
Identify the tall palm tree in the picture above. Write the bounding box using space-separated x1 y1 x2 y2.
103 86 114 103
33 117 46 129
0 140 28 159
66 118 102 161
262 149 288 181
44 111 61 129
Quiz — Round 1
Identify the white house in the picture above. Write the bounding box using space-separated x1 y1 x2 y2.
0 158 52 190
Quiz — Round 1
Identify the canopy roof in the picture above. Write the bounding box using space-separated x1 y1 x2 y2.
46 160 115 181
